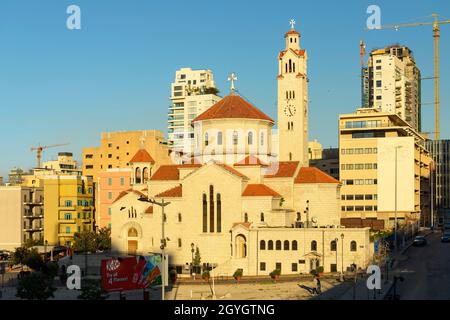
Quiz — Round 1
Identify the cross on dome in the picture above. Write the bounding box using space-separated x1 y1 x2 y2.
227 72 238 95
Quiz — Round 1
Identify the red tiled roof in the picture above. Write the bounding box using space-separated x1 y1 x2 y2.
279 49 305 60
150 164 202 181
294 167 340 184
155 185 182 198
285 30 300 37
217 163 248 179
264 161 299 178
234 155 268 167
145 206 153 214
112 189 146 203
232 222 252 229
192 95 274 123
242 184 281 197
129 149 155 164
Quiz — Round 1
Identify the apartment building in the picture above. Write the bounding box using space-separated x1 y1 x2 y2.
310 148 340 180
0 186 44 250
362 45 421 132
42 152 81 175
339 108 431 229
43 175 95 246
82 130 172 182
168 68 221 154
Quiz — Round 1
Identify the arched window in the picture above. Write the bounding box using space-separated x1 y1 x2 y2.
289 152 293 161
143 167 149 183
292 240 298 250
286 91 288 99
128 228 138 237
248 131 253 145
284 240 290 250
331 240 337 251
289 59 292 73
202 193 207 233
291 122 294 130
135 167 141 184
260 212 264 222
293 91 295 99
288 122 291 130
233 131 239 145
350 241 357 252
244 212 248 223
311 240 317 251
217 193 222 233
178 213 182 222
285 63 288 73
209 185 214 232
276 240 281 250
268 240 273 250
296 212 301 221
293 63 296 73
204 132 209 146
217 132 223 145
260 240 266 250
260 132 264 146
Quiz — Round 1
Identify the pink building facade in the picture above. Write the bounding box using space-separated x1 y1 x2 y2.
97 169 131 229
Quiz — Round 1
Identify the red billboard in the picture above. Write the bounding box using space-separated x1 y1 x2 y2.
101 255 162 292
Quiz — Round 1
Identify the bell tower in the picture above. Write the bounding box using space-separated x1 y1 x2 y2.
277 19 309 165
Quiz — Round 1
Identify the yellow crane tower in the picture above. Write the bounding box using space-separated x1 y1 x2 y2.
372 13 450 140
31 143 70 169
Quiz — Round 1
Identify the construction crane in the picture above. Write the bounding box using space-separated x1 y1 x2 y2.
31 143 70 169
372 13 450 140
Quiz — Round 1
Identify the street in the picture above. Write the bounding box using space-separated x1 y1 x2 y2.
393 231 450 300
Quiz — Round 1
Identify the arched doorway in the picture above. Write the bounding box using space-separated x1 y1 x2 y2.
235 235 247 258
127 227 138 255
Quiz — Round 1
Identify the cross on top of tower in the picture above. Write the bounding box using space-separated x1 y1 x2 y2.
228 72 238 95
289 19 296 29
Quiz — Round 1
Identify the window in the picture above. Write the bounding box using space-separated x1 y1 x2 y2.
108 208 112 216
248 132 253 145
284 240 289 250
108 178 112 186
350 241 357 252
64 213 72 220
66 226 71 234
217 194 222 233
244 212 248 223
65 200 72 207
292 240 298 250
178 239 182 248
355 194 364 200
311 241 317 251
331 240 337 251
260 262 266 271
355 206 364 211
204 132 209 146
276 262 282 271
217 132 223 145
108 192 112 200
260 132 264 146
268 240 274 250
330 264 337 272
291 263 298 272
376 80 382 87
276 240 281 250
202 193 207 233
108 154 112 159
260 240 266 250
120 177 125 186
346 206 354 211
85 165 93 169
178 213 182 222
233 131 238 145
260 212 264 222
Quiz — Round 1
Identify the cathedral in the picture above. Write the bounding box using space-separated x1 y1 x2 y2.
110 23 372 276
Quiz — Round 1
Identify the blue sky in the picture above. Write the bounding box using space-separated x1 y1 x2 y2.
1 0 449 178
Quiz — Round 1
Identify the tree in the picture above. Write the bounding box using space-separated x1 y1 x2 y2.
203 87 219 95
23 248 44 271
73 231 97 253
95 227 111 251
16 272 56 300
77 279 109 300
10 247 29 268
193 247 201 266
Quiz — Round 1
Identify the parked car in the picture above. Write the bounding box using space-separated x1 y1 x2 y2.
441 232 450 243
0 250 11 261
413 236 427 247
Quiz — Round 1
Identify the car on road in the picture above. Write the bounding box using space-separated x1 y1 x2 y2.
441 232 450 243
0 250 11 261
412 236 427 247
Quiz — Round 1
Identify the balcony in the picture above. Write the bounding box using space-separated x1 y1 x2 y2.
23 214 44 219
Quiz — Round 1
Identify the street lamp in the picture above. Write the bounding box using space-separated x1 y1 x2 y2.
191 243 195 277
394 146 402 252
340 233 344 281
138 195 171 301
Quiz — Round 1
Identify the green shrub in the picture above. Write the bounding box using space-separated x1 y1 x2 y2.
16 272 56 300
233 268 243 278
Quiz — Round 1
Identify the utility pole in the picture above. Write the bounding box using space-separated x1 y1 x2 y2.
433 13 440 140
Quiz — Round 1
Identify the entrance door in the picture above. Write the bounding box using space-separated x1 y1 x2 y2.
309 258 319 272
128 240 138 255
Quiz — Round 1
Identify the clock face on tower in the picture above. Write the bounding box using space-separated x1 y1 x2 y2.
284 105 296 117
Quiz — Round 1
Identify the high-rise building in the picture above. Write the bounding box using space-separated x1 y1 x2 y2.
168 68 221 154
425 140 450 225
310 147 340 180
0 186 44 250
277 24 309 165
339 108 431 229
43 175 95 246
362 45 421 132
